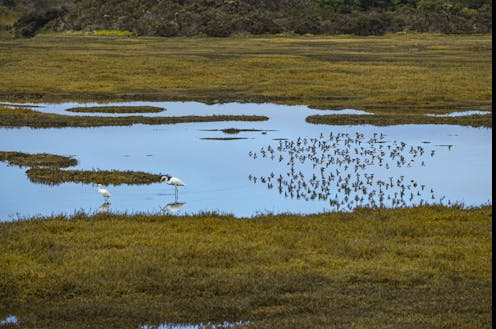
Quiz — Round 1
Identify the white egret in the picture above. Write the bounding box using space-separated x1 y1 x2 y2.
160 175 185 198
97 184 111 199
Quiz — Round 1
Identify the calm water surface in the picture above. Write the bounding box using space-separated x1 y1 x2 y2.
0 101 491 220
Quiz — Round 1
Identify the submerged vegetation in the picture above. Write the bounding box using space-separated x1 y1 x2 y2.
0 107 268 128
0 34 491 117
0 151 77 168
66 105 165 113
0 205 491 328
26 168 162 185
306 113 493 127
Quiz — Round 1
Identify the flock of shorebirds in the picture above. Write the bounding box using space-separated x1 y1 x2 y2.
96 131 453 213
248 131 450 211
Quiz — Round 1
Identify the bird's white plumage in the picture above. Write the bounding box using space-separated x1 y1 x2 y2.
97 184 111 198
160 175 185 186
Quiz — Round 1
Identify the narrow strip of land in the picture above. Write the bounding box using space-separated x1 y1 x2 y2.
0 107 268 128
306 113 492 128
66 106 166 113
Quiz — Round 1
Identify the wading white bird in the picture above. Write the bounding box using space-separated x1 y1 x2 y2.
160 174 185 198
97 184 111 199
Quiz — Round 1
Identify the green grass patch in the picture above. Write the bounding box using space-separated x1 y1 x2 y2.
93 30 134 37
0 107 268 128
306 113 493 127
0 151 77 168
66 105 165 113
0 34 491 116
25 168 162 185
0 206 491 328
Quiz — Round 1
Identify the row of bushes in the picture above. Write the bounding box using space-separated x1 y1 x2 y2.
2 0 493 37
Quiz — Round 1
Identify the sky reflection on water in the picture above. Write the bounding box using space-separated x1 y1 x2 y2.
0 101 492 220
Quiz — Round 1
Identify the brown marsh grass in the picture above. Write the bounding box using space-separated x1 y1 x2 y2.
0 33 491 116
0 205 491 328
306 113 493 127
0 151 77 168
25 168 162 185
0 107 268 128
66 105 166 113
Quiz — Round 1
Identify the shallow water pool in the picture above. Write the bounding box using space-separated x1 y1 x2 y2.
0 101 492 220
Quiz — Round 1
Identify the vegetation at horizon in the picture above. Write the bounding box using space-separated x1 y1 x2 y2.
0 0 492 38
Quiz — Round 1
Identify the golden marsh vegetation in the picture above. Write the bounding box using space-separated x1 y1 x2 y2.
0 206 492 328
0 33 492 116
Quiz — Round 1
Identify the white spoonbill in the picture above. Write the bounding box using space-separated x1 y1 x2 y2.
97 184 111 199
160 175 185 197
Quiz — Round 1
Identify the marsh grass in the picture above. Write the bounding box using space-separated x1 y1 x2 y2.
0 34 491 116
25 168 162 185
66 105 165 113
0 151 77 168
0 206 491 329
0 107 268 128
0 150 162 185
306 113 493 127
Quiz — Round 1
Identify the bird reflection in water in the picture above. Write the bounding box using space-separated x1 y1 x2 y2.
160 201 186 214
98 201 111 213
248 131 453 211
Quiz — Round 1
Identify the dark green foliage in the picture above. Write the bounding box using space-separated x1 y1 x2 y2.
1 0 492 38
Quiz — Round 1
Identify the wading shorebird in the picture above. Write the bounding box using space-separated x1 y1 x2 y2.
97 184 111 199
160 174 185 198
